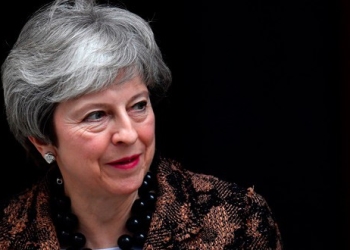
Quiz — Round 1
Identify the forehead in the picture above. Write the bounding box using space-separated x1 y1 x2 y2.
56 76 148 111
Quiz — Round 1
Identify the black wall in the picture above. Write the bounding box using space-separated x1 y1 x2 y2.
0 0 342 249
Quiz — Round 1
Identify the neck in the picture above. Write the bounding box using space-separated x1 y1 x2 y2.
48 167 157 250
72 192 138 248
80 223 128 249
70 189 138 222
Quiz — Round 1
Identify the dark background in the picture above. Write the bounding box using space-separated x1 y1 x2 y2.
0 0 344 249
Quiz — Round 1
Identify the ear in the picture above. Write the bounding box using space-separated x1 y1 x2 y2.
28 136 56 156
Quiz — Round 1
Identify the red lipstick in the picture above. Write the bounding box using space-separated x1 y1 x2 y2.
108 154 140 170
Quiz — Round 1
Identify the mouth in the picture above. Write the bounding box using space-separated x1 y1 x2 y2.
108 154 141 170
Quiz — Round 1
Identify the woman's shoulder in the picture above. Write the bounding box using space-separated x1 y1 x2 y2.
0 177 50 221
0 177 58 249
152 157 283 249
156 156 268 207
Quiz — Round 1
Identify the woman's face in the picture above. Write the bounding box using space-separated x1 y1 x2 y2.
51 75 155 198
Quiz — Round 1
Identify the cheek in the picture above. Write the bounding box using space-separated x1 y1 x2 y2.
58 134 97 160
55 124 107 159
138 115 156 147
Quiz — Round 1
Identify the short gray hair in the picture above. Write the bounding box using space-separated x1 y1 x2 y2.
1 0 172 150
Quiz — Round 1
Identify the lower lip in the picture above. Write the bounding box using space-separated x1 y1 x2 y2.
110 156 140 170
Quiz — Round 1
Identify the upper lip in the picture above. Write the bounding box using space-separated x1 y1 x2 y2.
107 154 140 164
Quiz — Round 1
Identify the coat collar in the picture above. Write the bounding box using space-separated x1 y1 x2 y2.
145 158 202 247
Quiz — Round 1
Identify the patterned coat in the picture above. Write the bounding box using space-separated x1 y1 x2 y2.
0 157 283 249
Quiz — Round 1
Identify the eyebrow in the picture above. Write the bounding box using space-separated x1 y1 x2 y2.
70 90 150 114
129 90 150 102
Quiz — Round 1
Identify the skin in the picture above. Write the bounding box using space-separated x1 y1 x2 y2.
29 75 156 248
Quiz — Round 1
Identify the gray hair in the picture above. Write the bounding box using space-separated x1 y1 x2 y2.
1 0 172 150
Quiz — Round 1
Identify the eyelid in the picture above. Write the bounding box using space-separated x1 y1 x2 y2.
131 100 147 110
83 110 106 122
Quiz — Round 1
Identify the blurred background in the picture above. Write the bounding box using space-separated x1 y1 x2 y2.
0 0 345 249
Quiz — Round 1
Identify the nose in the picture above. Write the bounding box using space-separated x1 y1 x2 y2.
111 114 138 145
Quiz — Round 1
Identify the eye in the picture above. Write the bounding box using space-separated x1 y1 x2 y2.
83 110 107 122
132 100 148 111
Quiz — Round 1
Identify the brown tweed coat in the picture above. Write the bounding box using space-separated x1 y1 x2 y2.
0 157 283 249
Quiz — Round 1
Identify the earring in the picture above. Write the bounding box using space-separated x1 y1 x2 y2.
44 152 56 164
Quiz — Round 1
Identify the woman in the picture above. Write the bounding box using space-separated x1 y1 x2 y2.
0 0 283 249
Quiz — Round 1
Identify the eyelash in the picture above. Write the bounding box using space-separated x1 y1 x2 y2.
132 100 148 111
84 110 106 122
83 100 149 122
